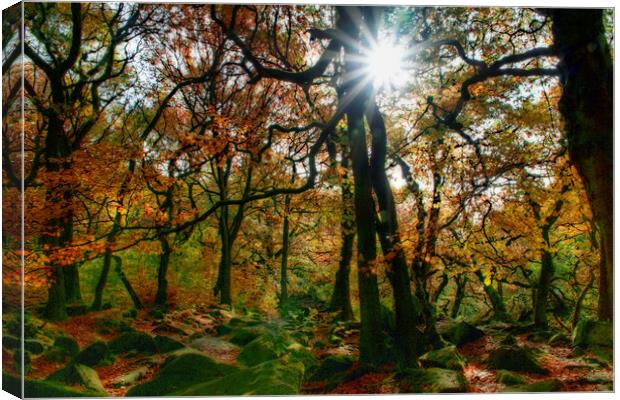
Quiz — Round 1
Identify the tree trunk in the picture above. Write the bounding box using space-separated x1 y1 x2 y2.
475 270 509 321
451 274 467 319
279 195 291 310
330 143 355 321
534 250 554 328
214 205 232 305
366 100 423 361
45 268 68 320
338 6 385 366
112 255 143 310
91 248 112 311
550 9 613 322
155 235 171 308
63 263 81 303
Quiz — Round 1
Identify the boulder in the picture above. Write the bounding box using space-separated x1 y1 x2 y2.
154 335 185 353
572 320 612 349
3 372 100 398
500 335 517 346
25 339 45 355
401 368 469 393
177 359 305 396
229 326 267 346
496 370 526 385
503 379 562 392
109 331 157 355
419 346 465 371
309 354 354 382
580 371 612 385
548 332 570 346
74 341 110 367
126 352 238 396
487 345 548 374
440 321 484 347
47 364 106 394
53 336 80 357
237 335 280 367
111 366 149 388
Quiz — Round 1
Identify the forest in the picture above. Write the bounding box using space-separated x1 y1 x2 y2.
1 3 614 396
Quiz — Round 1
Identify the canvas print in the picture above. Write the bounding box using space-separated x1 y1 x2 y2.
1 2 614 397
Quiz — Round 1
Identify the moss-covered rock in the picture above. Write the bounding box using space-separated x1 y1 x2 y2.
440 321 484 347
53 336 80 357
419 346 465 371
25 339 45 355
109 331 157 355
548 332 570 346
237 335 280 367
309 354 354 382
580 371 612 385
111 366 149 388
572 320 612 349
74 341 110 366
496 369 526 385
47 364 106 394
401 368 469 393
177 359 305 396
154 335 184 353
229 326 267 346
126 352 238 396
487 345 548 374
503 379 562 392
3 372 100 398
500 334 517 346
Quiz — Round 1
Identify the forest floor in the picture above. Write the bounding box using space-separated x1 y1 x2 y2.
3 304 613 395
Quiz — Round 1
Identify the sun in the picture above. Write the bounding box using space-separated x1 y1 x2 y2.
364 42 408 91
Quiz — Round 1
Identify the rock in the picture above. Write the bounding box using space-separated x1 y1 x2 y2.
580 371 612 385
526 330 552 342
75 341 110 366
149 308 165 319
572 320 612 349
25 339 45 355
503 379 562 392
154 335 185 353
111 366 149 388
2 335 20 350
487 345 548 374
496 370 526 385
3 372 100 397
43 347 68 363
216 323 234 336
310 354 355 382
13 350 31 374
177 359 305 396
152 322 189 336
123 308 138 319
440 321 484 347
109 331 157 355
402 368 469 393
47 364 106 394
237 335 280 367
419 346 465 371
126 352 238 396
53 336 80 357
286 343 318 370
228 326 267 346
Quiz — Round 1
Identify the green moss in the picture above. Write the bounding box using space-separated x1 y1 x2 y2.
2 335 20 350
496 370 526 385
229 326 266 346
572 320 612 348
126 352 238 396
47 364 106 394
74 341 110 366
402 368 469 393
2 372 102 398
25 339 45 355
53 336 80 357
503 379 562 392
154 335 184 353
419 346 465 371
111 366 148 388
14 349 32 374
237 335 281 367
177 359 305 396
109 331 157 355
487 345 548 374
440 321 484 347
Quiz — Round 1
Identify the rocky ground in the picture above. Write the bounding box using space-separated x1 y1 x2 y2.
2 304 613 396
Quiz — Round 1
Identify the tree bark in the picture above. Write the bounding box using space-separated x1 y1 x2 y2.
112 255 143 310
155 235 171 308
91 248 112 311
534 250 554 328
550 9 613 322
451 274 468 319
214 204 233 305
279 194 291 309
